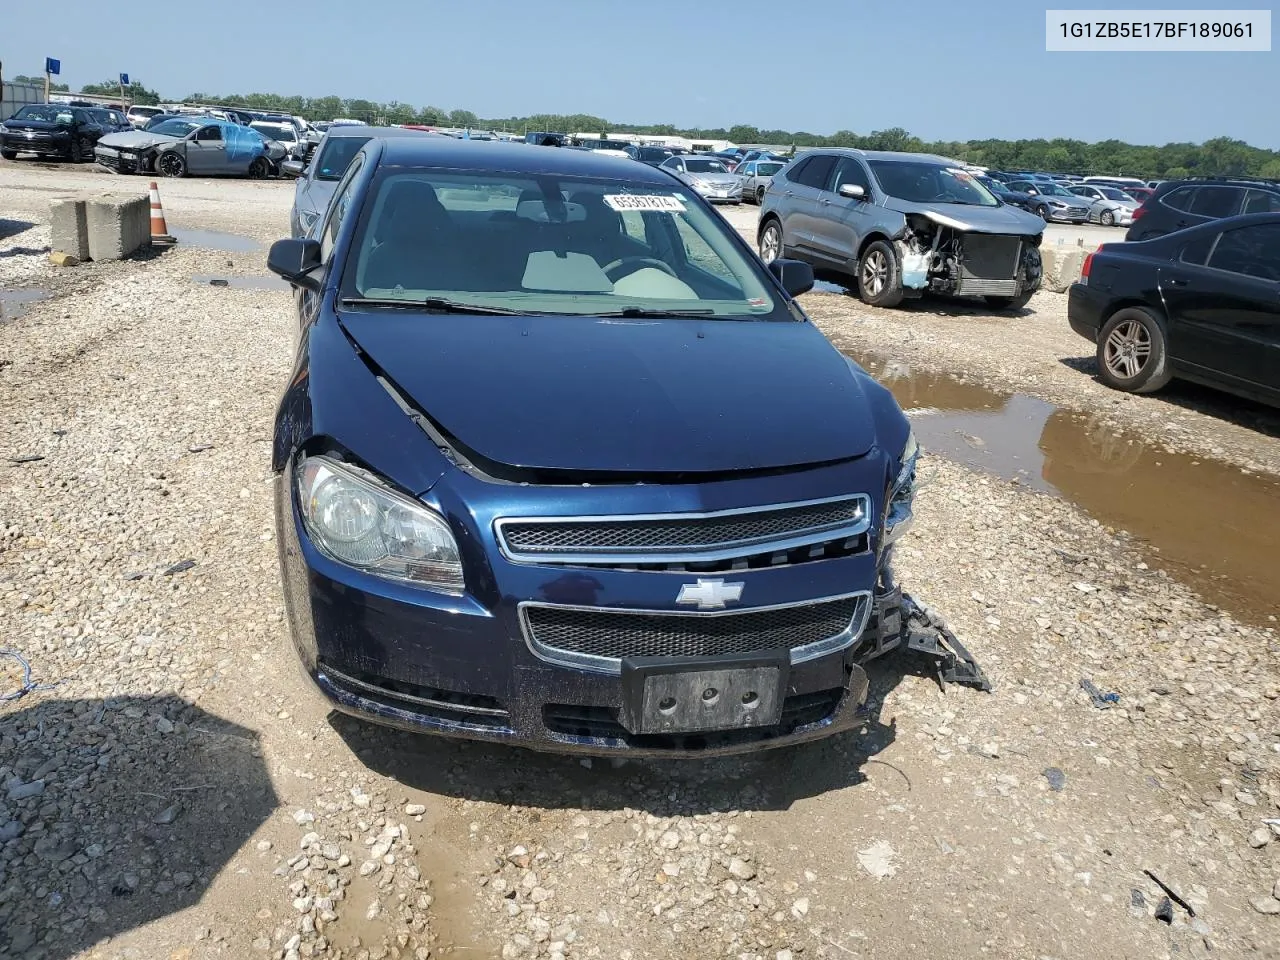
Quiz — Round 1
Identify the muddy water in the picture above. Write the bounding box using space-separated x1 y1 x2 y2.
171 228 264 253
850 352 1280 622
0 288 51 322
191 274 291 292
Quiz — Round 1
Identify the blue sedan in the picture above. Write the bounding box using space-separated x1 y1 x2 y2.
266 139 919 756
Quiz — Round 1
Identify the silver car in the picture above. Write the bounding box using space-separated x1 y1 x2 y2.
757 149 1046 310
285 125 444 237
737 158 787 205
1068 184 1138 227
658 154 743 204
1005 180 1092 223
94 117 281 178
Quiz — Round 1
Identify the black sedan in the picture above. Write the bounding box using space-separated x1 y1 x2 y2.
0 104 104 162
976 175 1037 212
1068 212 1280 407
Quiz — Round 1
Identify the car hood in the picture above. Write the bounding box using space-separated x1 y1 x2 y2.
98 130 181 150
3 118 68 133
297 178 338 215
685 172 740 186
338 312 880 475
883 198 1045 234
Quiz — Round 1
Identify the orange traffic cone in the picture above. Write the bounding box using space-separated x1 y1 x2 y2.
149 181 175 244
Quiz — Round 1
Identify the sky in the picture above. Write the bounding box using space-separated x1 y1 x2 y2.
5 0 1277 148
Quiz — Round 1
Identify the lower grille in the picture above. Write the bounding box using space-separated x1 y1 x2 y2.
520 593 870 673
542 687 845 748
960 235 1021 280
319 661 511 729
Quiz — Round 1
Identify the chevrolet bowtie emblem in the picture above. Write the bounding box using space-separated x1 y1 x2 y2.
676 578 744 611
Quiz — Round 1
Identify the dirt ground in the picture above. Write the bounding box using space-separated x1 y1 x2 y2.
4 162 1280 960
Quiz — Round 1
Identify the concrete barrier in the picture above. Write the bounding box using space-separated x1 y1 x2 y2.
1040 243 1098 293
49 198 91 263
48 192 151 264
86 194 151 261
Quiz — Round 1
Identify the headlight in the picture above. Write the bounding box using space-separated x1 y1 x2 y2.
883 430 918 547
295 455 464 595
298 208 320 232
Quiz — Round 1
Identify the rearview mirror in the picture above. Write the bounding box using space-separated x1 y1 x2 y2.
280 159 305 178
767 258 815 298
267 238 322 291
838 183 866 200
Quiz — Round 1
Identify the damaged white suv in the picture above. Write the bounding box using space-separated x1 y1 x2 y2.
758 149 1045 310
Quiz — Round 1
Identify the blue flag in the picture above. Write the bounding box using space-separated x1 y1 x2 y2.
45 58 61 76
120 73 129 86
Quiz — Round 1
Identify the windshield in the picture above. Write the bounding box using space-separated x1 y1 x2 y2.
342 170 782 319
684 158 729 174
13 105 75 124
1100 187 1134 201
315 136 373 180
756 162 785 176
867 161 998 206
1038 183 1076 197
149 119 202 137
253 123 296 141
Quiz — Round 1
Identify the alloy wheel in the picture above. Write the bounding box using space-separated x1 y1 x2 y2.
760 224 781 262
861 250 888 297
1102 319 1151 379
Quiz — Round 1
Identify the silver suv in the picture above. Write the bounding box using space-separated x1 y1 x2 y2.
758 149 1046 310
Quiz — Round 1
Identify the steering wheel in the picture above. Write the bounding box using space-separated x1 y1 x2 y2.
603 257 679 282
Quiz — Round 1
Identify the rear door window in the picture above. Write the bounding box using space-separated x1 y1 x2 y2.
793 155 836 191
780 157 809 183
1179 234 1217 265
1161 186 1198 213
1243 189 1280 214
1187 186 1243 218
1207 223 1280 280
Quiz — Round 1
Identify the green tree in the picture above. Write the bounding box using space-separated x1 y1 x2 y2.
13 74 69 92
79 79 161 104
449 108 479 128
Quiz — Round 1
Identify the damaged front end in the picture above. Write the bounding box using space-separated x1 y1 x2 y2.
894 212 1042 301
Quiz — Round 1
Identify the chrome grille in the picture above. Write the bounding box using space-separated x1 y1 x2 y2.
496 495 870 566
520 593 871 673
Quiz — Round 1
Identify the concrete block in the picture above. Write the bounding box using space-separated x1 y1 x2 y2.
85 193 151 261
49 198 90 262
1040 244 1094 293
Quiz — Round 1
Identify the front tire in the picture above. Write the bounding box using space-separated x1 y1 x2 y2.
1035 203 1051 220
856 240 903 308
0 149 16 161
248 157 270 180
985 291 1035 311
1100 209 1115 227
758 219 783 263
755 186 765 204
157 152 186 178
1096 307 1172 394
68 137 85 163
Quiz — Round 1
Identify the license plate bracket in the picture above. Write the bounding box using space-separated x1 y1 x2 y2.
618 652 789 736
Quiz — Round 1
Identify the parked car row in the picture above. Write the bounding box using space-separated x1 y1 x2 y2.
94 116 288 179
1 104 131 162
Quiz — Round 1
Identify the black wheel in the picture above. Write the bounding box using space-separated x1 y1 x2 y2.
1100 209 1115 227
1096 307 1172 394
856 239 903 308
984 291 1035 311
0 149 16 161
758 219 783 263
1035 203 1050 220
157 152 186 178
68 137 85 163
248 157 270 179
755 186 765 204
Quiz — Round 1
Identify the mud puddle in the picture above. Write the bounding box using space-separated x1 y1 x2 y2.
191 274 291 292
851 351 1280 622
0 288 51 322
171 228 263 253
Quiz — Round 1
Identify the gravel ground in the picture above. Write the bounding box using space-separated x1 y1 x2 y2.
4 163 1280 960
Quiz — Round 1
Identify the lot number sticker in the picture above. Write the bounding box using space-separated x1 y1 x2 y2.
604 194 686 212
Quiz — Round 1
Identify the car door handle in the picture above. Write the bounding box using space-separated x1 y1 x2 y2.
819 198 832 205
1166 277 1188 287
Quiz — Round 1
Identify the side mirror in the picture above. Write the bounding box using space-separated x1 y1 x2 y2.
267 238 322 291
767 258 815 298
281 160 305 178
838 183 866 200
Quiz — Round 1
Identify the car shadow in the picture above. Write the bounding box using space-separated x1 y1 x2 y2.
1057 355 1280 439
330 653 939 816
0 218 39 243
805 279 1032 319
0 694 277 959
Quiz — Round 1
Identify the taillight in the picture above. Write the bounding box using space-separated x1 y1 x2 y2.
1079 251 1095 284
1132 203 1148 220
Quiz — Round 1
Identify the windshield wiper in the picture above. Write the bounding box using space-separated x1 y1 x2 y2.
592 307 717 318
339 297 524 316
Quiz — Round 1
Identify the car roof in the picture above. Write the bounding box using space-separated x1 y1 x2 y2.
325 124 443 140
810 148 969 165
377 138 679 184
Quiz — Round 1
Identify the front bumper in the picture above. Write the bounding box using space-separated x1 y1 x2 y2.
692 183 743 204
94 146 145 174
1044 206 1090 223
2 132 71 156
276 469 893 757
